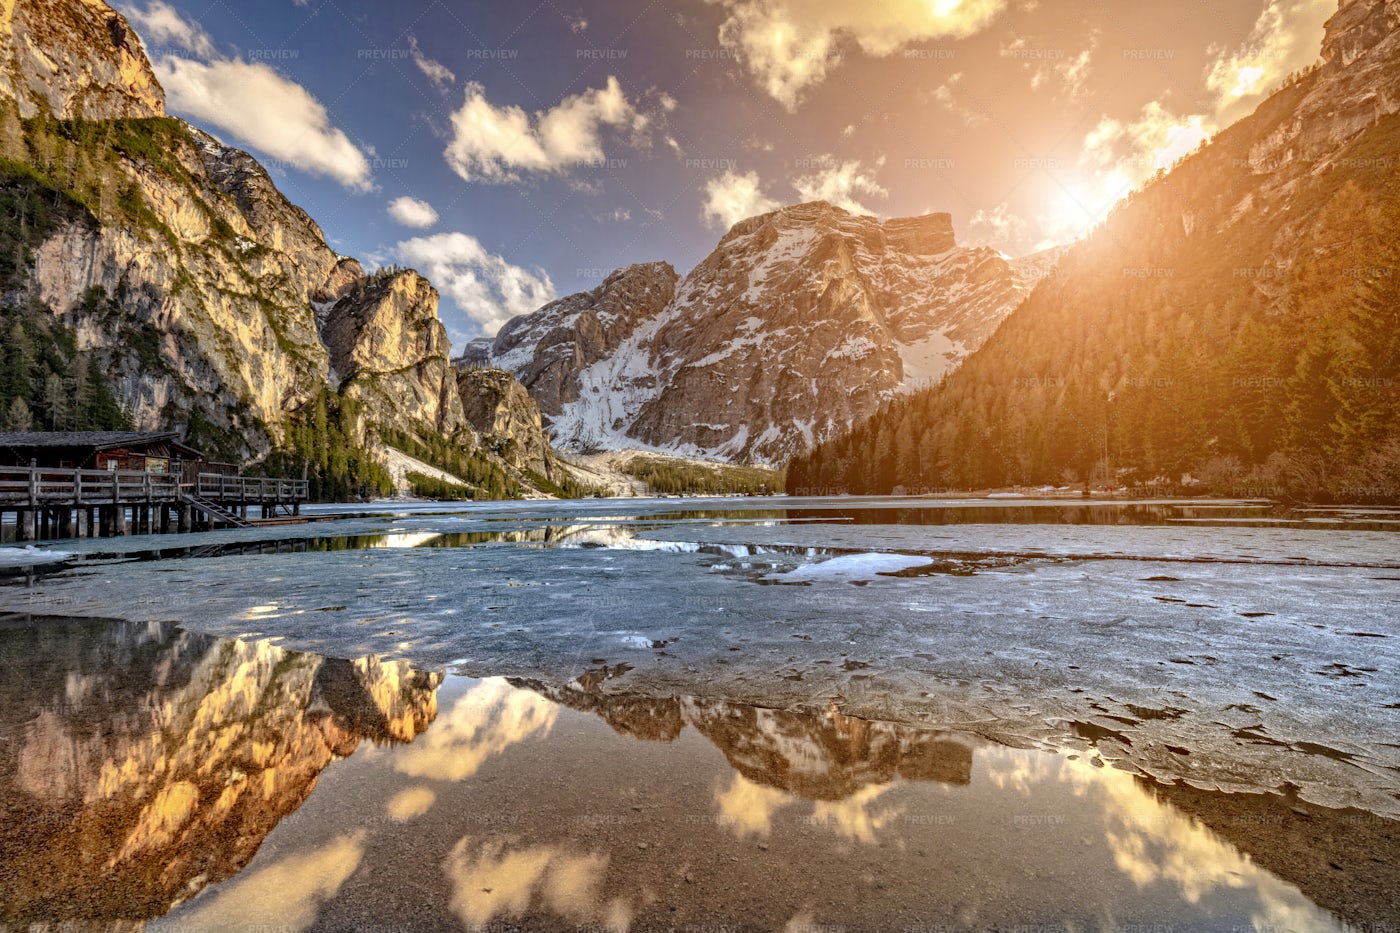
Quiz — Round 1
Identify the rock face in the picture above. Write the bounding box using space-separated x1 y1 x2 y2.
480 204 1055 464
0 0 471 462
489 262 678 417
23 121 340 457
1247 0 1400 193
323 270 467 437
0 0 164 119
455 366 555 477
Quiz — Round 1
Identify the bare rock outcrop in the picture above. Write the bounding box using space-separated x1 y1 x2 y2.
323 270 467 439
0 0 474 463
455 366 555 477
489 261 679 417
0 0 164 120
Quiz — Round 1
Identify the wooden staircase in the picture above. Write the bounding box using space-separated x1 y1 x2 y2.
179 493 252 529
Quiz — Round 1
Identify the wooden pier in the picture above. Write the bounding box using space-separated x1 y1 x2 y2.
0 467 309 542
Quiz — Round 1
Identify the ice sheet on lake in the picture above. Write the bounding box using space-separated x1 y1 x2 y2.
641 520 1400 567
1 503 1397 819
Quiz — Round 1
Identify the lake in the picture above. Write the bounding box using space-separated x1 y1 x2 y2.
0 497 1396 930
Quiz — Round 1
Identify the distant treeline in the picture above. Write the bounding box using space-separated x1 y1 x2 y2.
380 426 522 501
625 457 783 496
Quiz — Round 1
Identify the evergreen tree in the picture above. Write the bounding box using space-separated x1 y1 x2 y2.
4 396 32 431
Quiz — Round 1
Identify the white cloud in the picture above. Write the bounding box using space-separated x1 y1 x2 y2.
1051 101 1211 244
445 77 645 183
1205 0 1331 121
397 232 556 336
702 169 779 230
1055 0 1328 246
409 36 456 92
707 0 1007 109
1083 102 1211 178
388 196 440 229
926 71 985 126
123 2 372 191
156 57 373 191
793 156 886 216
1004 35 1095 97
120 0 215 58
967 203 1031 249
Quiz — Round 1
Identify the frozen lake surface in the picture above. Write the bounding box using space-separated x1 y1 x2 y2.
0 497 1396 928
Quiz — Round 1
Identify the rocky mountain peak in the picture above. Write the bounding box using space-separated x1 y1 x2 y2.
1322 0 1400 65
884 212 958 256
481 201 1057 463
456 366 556 478
488 259 679 418
1242 0 1400 200
0 0 165 119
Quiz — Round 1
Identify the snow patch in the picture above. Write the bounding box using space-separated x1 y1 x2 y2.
895 331 961 391
0 546 74 567
768 552 932 582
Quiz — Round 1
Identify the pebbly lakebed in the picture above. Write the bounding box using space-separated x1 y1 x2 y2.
0 496 1396 930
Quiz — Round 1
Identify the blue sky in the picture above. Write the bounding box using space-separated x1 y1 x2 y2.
118 0 1337 348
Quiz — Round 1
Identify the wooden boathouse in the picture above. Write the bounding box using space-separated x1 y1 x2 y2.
0 431 309 542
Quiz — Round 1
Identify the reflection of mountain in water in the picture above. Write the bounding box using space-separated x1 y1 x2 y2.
517 679 973 799
0 616 440 927
2 620 1393 931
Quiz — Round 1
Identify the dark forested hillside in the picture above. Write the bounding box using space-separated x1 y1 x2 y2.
790 90 1400 503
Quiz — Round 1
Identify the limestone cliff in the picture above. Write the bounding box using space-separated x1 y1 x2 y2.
0 0 164 119
0 0 475 467
487 261 679 418
455 366 555 478
324 270 467 439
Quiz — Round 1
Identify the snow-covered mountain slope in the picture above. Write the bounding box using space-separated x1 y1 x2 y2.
478 202 1059 464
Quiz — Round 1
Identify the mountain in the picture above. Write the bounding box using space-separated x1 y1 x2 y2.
0 0 573 499
790 0 1400 501
476 204 1056 464
0 0 457 459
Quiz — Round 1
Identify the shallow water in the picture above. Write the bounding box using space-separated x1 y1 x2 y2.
1 616 1394 931
0 497 1397 929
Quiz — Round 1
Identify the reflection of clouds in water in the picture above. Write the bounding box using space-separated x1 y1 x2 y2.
715 773 791 838
979 748 1341 931
810 784 900 844
395 678 557 781
715 774 901 845
983 746 1078 796
444 837 630 932
386 786 437 821
171 832 365 932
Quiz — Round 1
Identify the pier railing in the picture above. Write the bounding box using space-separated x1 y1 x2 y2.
0 467 181 506
0 467 309 507
195 473 310 503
